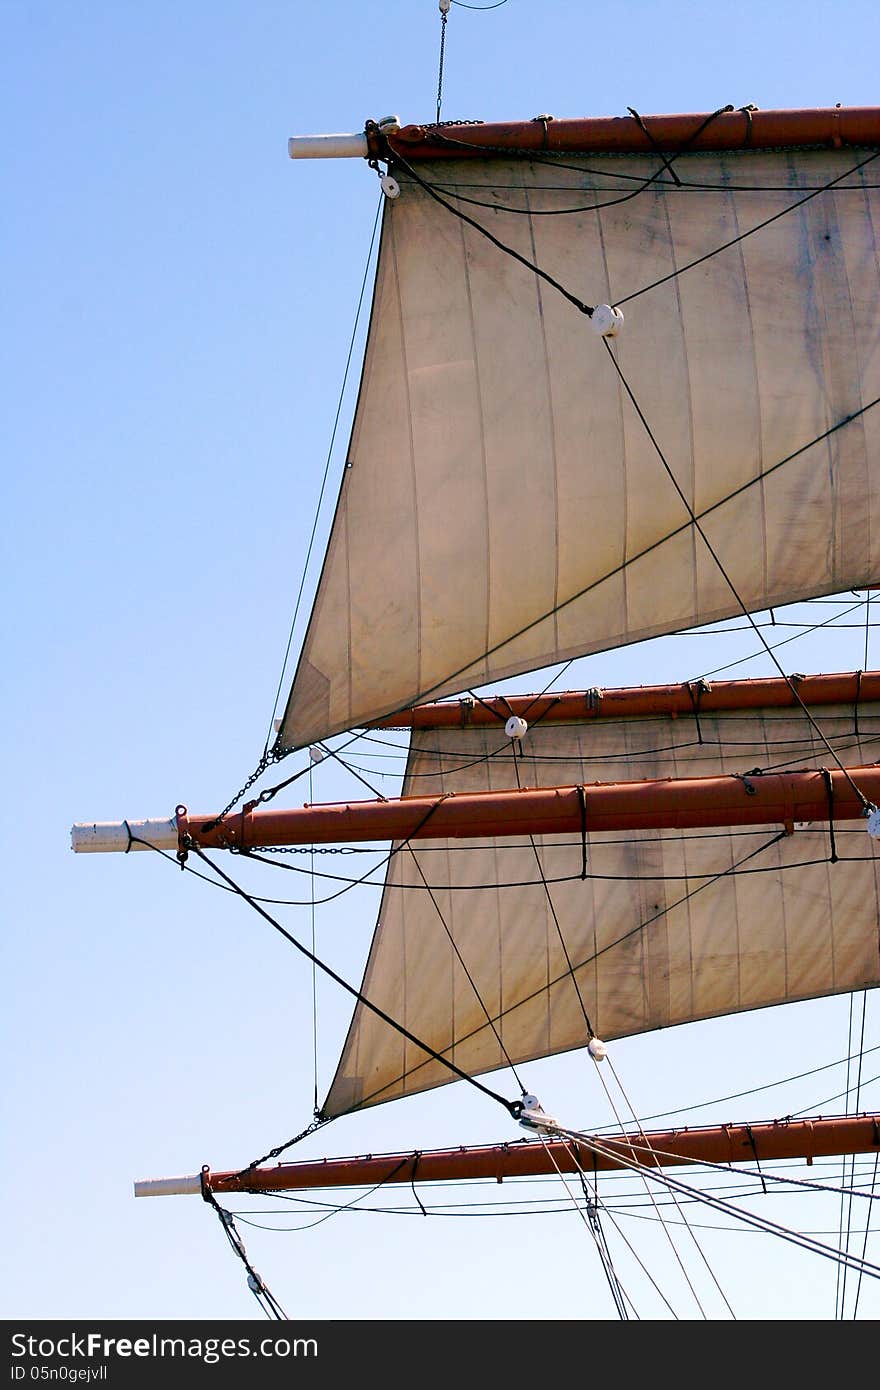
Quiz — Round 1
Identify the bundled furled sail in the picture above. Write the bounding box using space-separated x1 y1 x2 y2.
278 128 880 753
323 694 880 1116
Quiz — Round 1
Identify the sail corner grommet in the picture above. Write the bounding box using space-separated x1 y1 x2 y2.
590 304 624 338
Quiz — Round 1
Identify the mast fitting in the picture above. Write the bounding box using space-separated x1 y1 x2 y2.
518 1094 560 1134
590 304 624 337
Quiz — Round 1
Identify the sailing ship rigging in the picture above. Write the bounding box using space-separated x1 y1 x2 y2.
73 92 880 1319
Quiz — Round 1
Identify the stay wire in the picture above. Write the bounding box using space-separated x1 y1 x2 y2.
589 1041 880 1131
852 1150 880 1319
577 1130 880 1209
266 195 384 749
835 993 857 1316
604 1053 736 1318
696 597 871 681
536 1132 635 1319
568 1143 678 1317
576 1050 716 1319
309 764 319 1116
564 1129 880 1281
837 991 869 1317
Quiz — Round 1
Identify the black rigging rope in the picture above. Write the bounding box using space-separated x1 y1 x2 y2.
562 1127 880 1283
601 339 875 813
185 843 522 1125
200 1172 289 1319
616 147 880 307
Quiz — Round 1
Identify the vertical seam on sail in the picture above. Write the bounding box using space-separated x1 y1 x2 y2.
440 752 459 1090
822 160 869 586
593 198 628 634
389 202 423 712
726 150 769 639
863 174 880 580
578 722 601 1034
522 163 562 660
792 150 839 587
658 181 700 629
527 741 552 1062
456 178 491 691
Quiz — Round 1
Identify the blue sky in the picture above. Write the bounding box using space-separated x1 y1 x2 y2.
3 0 880 1322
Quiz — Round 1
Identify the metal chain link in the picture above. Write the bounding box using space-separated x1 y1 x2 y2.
200 751 275 832
249 844 363 855
436 7 448 124
234 1116 326 1182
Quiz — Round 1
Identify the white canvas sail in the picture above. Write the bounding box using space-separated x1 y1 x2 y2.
323 699 880 1116
278 142 880 753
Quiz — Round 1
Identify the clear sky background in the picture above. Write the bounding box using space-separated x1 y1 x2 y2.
3 0 880 1323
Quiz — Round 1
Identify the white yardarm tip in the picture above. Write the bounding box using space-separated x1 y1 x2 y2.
134 1174 202 1198
505 715 528 740
590 304 624 338
287 132 369 160
70 817 178 853
588 1037 607 1062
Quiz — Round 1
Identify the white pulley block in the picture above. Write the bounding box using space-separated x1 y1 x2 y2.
518 1093 560 1133
381 174 400 199
590 304 624 338
865 806 880 839
505 715 528 740
588 1037 607 1062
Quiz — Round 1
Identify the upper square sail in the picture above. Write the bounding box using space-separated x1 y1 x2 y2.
278 122 880 753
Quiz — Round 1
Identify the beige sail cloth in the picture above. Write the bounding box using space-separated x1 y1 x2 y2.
322 704 880 1116
279 147 880 752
